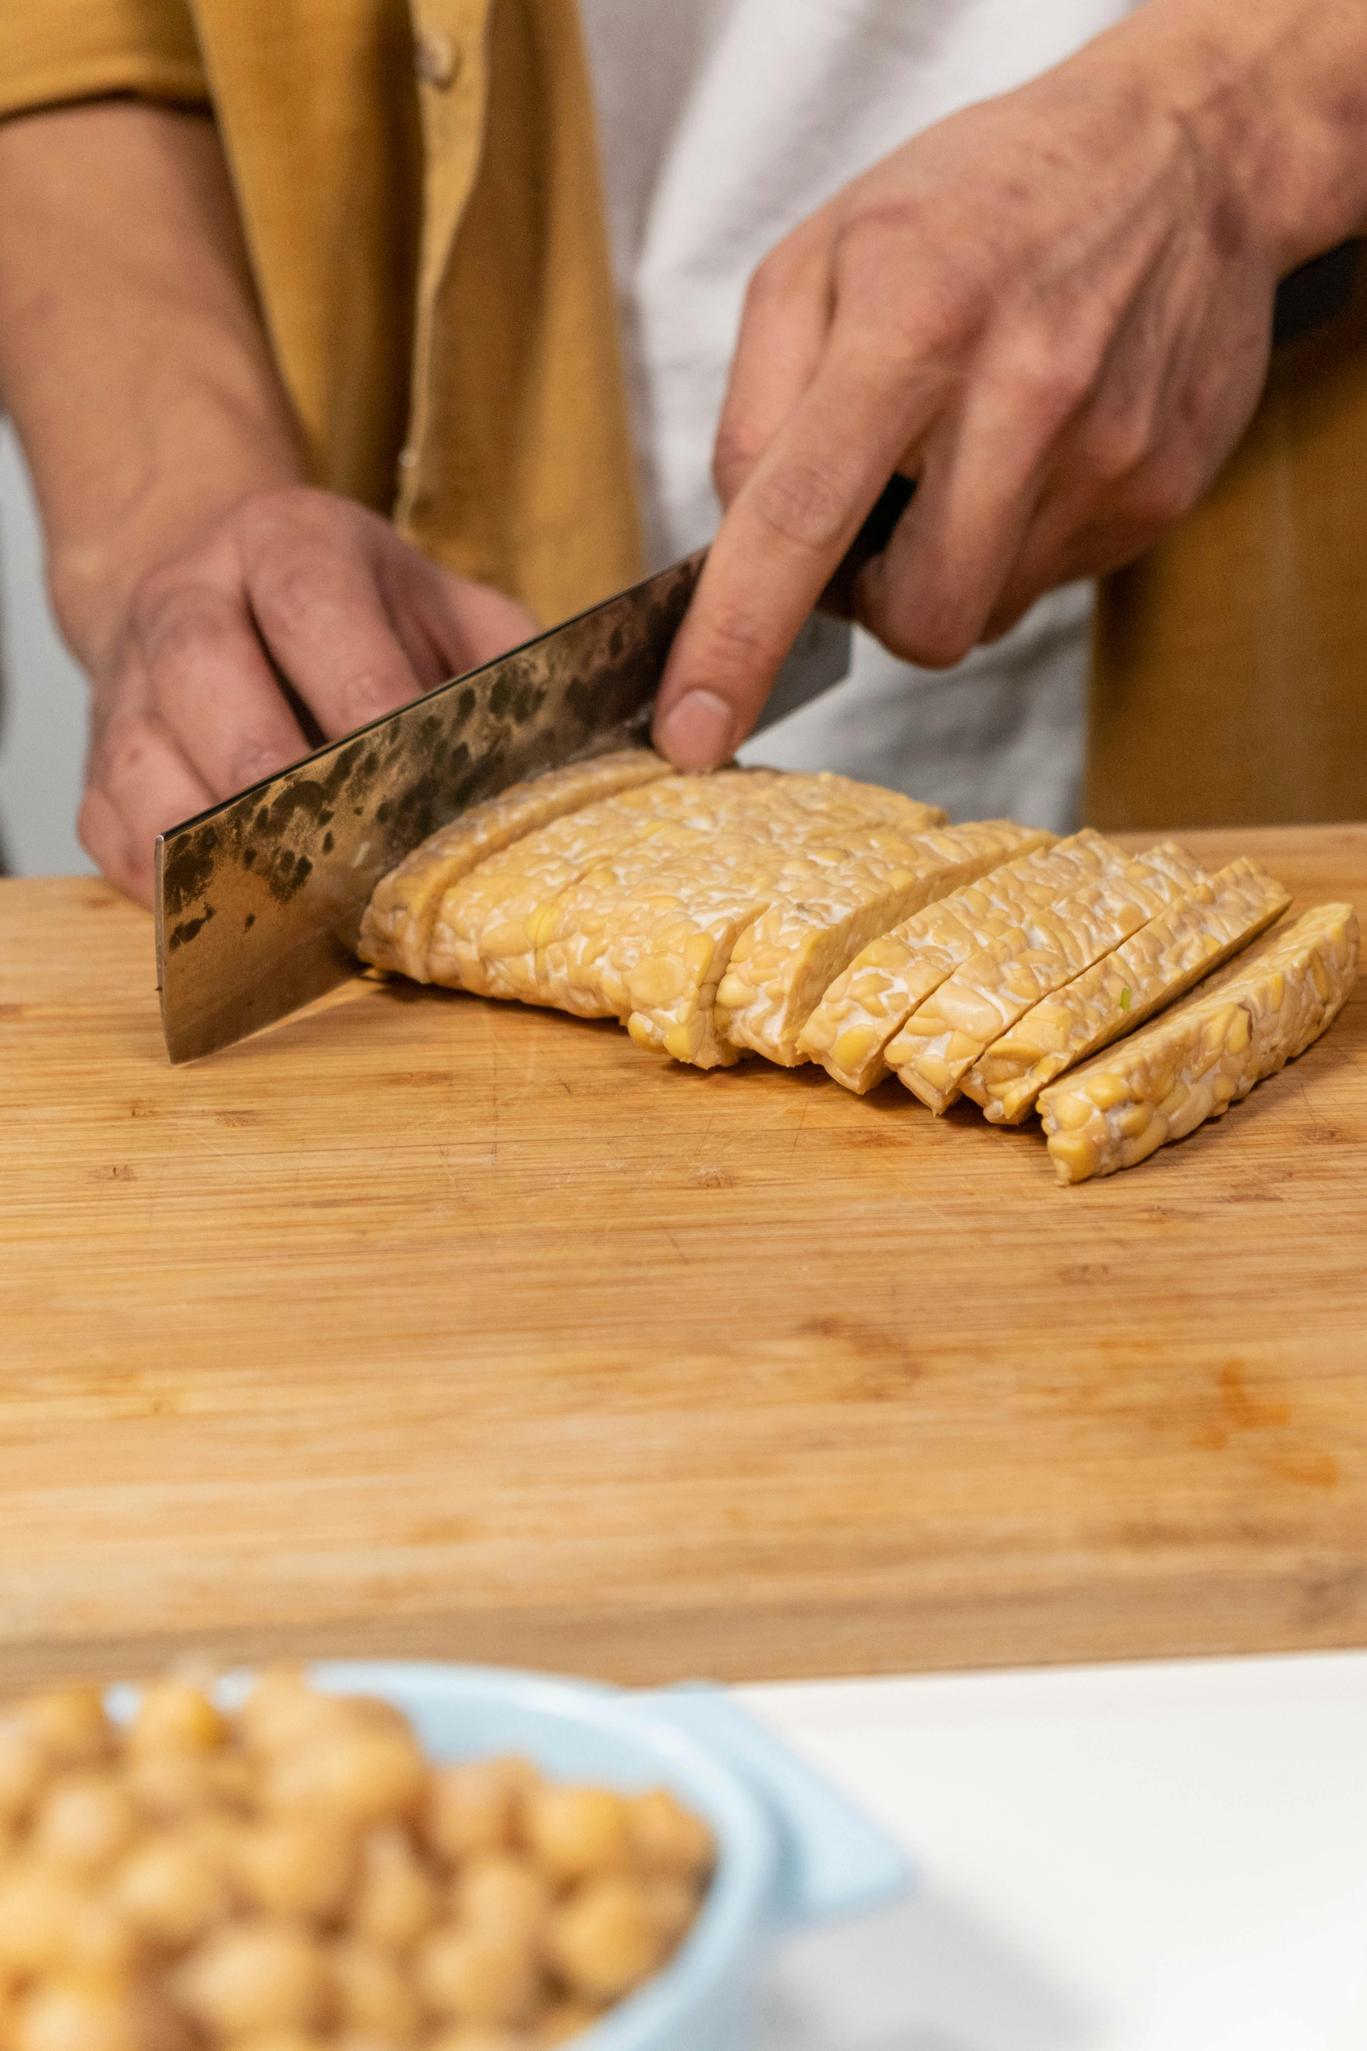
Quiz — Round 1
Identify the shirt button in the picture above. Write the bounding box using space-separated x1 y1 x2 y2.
397 445 419 471
415 26 459 87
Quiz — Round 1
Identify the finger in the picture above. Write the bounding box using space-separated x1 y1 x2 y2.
712 231 834 507
655 342 941 768
81 709 214 908
854 357 1074 668
238 500 425 735
138 579 312 797
389 549 538 680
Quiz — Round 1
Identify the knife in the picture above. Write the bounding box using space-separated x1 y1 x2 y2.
155 479 915 1063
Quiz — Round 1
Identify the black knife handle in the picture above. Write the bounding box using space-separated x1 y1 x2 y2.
822 473 917 619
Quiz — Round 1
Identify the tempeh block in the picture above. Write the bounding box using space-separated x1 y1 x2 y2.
357 749 670 981
887 844 1208 1113
1039 902 1360 1184
963 858 1291 1123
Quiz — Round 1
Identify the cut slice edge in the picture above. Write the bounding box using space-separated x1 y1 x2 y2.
1039 900 1360 1184
887 841 1209 1113
798 827 1130 1092
963 857 1291 1124
716 822 1057 1068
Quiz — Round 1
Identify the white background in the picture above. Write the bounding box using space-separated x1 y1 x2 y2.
747 1653 1367 2051
0 421 89 876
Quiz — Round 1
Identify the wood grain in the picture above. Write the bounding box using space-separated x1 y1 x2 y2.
1 827 1365 1691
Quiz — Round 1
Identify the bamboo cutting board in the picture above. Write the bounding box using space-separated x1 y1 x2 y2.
0 827 1364 1692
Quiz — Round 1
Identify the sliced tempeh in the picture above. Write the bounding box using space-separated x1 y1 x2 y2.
796 829 1128 1092
963 857 1291 1123
618 821 1036 1068
357 749 670 981
1040 901 1359 1184
713 821 1057 1067
537 814 973 1065
888 843 1208 1113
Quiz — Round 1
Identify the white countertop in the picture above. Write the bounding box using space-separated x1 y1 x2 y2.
741 1651 1367 2050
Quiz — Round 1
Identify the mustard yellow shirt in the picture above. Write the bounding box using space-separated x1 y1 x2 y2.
0 0 644 628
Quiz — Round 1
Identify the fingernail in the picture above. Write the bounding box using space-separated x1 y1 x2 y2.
656 689 734 770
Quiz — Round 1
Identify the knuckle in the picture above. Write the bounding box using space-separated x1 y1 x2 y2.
253 540 345 637
1080 420 1150 489
334 669 411 730
1123 458 1202 531
144 594 235 684
97 710 157 785
235 483 331 535
1003 333 1094 429
230 737 295 789
752 459 850 552
863 586 977 670
712 420 766 501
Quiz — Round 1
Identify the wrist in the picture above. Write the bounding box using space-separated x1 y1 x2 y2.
49 436 304 674
1089 0 1367 277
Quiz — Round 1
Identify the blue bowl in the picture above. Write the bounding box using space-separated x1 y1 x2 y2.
112 1661 913 2050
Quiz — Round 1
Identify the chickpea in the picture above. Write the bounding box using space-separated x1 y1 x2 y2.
129 1680 227 1756
523 1786 632 1888
268 1722 426 1827
0 1720 49 1826
0 1864 133 1977
547 1877 665 2004
426 1756 538 1866
531 2000 603 2048
349 1826 440 1950
12 1976 144 2051
125 1747 222 1823
330 1936 423 2042
236 1671 338 1756
454 1853 552 1951
417 1922 542 2028
237 1812 356 1923
113 1830 230 1949
18 1685 111 1767
427 2030 532 2051
626 1790 715 1884
31 1770 139 1877
642 1876 700 1950
173 1919 330 2037
226 2036 329 2051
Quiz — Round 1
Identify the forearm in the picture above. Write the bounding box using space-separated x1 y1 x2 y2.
0 99 304 670
1080 0 1367 274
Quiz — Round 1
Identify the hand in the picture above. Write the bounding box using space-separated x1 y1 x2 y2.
653 19 1288 768
78 488 535 904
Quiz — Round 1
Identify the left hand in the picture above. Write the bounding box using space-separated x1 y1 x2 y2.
653 21 1286 768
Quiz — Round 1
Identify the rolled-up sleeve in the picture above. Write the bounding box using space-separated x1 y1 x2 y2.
0 0 208 121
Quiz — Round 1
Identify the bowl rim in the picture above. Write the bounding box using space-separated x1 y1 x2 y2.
110 1658 779 2050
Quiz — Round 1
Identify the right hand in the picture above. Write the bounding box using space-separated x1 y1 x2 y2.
78 487 535 905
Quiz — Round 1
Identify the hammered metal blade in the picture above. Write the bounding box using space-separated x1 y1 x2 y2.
155 555 705 1063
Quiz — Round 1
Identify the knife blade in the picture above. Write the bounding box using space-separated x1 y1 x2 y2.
154 554 852 1062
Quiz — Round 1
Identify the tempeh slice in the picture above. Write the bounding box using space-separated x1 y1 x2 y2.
621 821 1026 1068
357 749 670 981
963 858 1290 1123
888 843 1208 1113
714 822 1060 1067
539 817 977 1064
1039 902 1359 1184
797 829 1125 1092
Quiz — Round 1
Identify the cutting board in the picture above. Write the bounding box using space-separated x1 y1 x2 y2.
1 826 1364 1691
